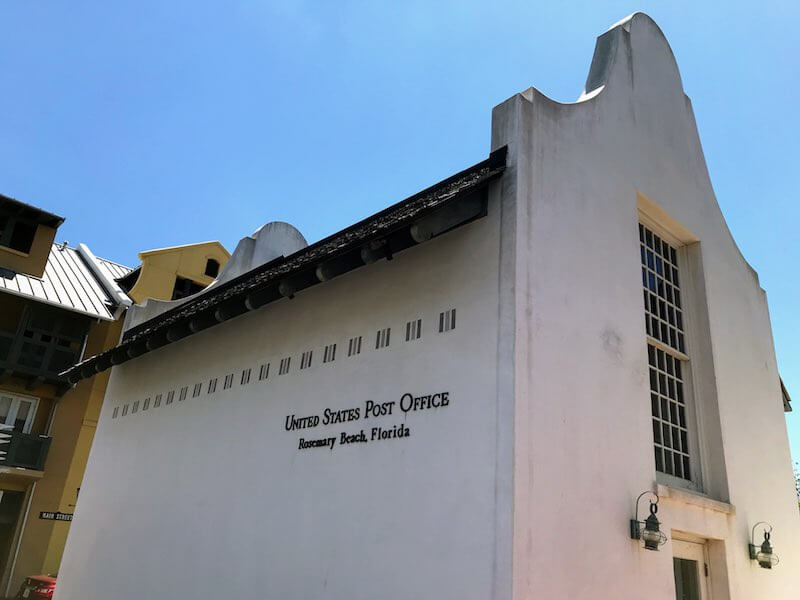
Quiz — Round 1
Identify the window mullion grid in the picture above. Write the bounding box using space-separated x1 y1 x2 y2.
640 223 691 482
648 343 690 480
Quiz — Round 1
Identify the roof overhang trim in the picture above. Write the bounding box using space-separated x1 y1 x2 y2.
62 147 507 384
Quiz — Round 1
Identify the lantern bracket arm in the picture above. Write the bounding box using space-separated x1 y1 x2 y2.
750 521 772 546
630 490 660 541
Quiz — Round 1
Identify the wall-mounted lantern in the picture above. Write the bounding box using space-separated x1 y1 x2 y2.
630 491 667 551
749 522 779 569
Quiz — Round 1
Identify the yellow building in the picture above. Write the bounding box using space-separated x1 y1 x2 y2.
117 242 230 305
0 194 229 595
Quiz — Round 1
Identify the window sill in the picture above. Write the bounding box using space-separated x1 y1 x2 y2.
657 484 735 515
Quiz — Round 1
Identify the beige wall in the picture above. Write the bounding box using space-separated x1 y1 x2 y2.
0 225 57 279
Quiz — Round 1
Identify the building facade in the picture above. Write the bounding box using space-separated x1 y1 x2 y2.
57 14 799 600
116 241 230 305
0 195 134 596
0 195 231 596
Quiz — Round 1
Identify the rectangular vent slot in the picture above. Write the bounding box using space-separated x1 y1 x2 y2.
132 400 139 414
192 383 202 398
259 363 270 381
223 374 234 390
241 368 251 385
375 328 391 349
438 308 456 333
154 393 162 408
179 386 188 401
405 319 422 341
300 351 313 370
143 397 151 411
122 404 129 417
279 357 291 375
208 378 218 394
112 406 119 419
347 336 362 357
323 343 337 363
166 390 175 405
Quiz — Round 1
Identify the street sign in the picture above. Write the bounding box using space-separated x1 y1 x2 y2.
39 512 73 522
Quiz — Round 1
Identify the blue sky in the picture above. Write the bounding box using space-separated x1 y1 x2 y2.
1 2 798 462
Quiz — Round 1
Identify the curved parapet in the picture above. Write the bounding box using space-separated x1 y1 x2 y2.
494 12 759 281
580 13 683 100
215 221 308 286
494 15 796 599
123 222 307 333
123 294 194 332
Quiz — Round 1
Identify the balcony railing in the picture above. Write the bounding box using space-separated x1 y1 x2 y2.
0 430 51 471
0 330 81 383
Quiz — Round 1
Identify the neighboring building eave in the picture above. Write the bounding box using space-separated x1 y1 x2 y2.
137 241 232 259
0 286 117 322
63 147 507 383
77 243 133 315
0 244 133 322
0 193 65 228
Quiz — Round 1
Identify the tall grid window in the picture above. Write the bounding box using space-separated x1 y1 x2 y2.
640 223 692 482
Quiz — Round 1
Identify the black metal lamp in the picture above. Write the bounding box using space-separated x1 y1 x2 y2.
630 491 668 550
749 522 779 569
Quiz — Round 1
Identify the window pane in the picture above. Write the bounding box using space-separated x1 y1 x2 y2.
640 224 684 353
0 397 12 425
14 401 32 432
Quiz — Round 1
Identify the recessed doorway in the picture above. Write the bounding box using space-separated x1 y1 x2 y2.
673 538 712 600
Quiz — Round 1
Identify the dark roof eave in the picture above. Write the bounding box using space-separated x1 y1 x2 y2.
0 194 65 228
62 146 507 384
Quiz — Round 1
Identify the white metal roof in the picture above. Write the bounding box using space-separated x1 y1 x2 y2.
0 244 132 321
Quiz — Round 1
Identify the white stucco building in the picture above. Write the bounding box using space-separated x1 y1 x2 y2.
56 14 798 600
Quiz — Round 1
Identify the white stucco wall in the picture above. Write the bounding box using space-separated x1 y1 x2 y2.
492 13 799 600
56 201 512 600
